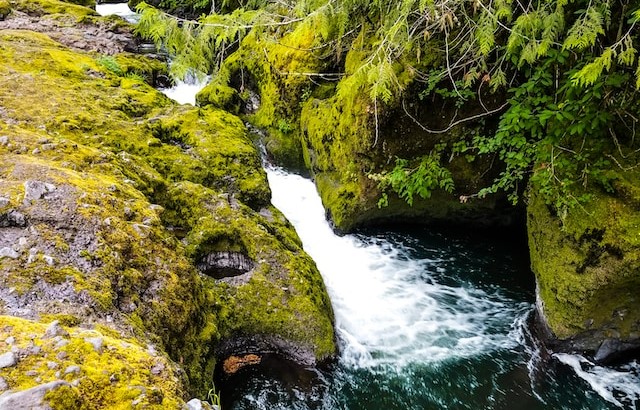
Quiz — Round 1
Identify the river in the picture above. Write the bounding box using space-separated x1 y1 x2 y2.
95 5 640 407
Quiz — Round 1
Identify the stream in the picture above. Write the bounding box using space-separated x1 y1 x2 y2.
95 5 640 407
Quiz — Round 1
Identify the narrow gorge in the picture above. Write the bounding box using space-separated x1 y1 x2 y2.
0 0 639 409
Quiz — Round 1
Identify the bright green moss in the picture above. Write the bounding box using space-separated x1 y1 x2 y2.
528 176 640 340
0 316 186 409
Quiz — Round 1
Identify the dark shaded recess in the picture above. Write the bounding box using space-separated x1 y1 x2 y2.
0 210 27 228
196 251 255 279
215 353 328 410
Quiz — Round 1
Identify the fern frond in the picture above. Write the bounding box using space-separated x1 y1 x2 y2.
563 7 604 50
571 47 614 87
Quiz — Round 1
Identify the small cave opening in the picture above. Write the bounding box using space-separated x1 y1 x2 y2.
196 251 255 279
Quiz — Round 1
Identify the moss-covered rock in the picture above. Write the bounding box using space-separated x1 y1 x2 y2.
528 172 640 362
0 316 185 409
0 0 11 20
0 17 335 402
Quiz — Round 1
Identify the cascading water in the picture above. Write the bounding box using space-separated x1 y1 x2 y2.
91 8 640 403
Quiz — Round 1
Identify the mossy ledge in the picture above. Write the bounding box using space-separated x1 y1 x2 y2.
528 171 640 364
0 6 336 407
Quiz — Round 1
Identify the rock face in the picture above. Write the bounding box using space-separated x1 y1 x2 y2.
528 174 640 363
0 1 336 406
201 23 517 233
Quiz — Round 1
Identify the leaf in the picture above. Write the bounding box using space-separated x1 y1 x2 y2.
571 48 614 87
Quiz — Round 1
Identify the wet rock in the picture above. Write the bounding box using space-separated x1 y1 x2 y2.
0 247 19 259
222 354 261 375
0 352 17 368
594 338 640 365
43 321 69 339
23 180 56 201
0 380 70 409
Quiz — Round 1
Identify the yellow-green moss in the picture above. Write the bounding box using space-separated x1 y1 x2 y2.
528 177 640 340
10 0 97 18
0 316 186 409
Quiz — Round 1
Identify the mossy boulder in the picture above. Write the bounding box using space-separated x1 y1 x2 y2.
0 0 11 20
527 173 640 363
0 316 186 409
0 19 335 402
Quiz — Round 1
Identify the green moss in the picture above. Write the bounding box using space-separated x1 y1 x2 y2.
196 81 240 113
0 316 186 409
0 0 11 18
528 177 640 340
10 0 97 18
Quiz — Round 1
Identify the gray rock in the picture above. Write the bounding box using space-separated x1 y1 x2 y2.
0 197 8 208
43 321 69 339
150 362 164 375
47 361 59 370
0 352 17 369
85 337 104 354
0 247 19 259
64 365 80 375
5 337 14 345
23 180 56 202
185 398 215 410
0 136 8 146
0 380 70 409
0 376 8 392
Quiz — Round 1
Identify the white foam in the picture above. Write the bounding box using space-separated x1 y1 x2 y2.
555 353 640 408
160 78 209 105
266 167 530 370
95 3 138 23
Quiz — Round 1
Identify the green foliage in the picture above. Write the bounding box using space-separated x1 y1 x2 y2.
371 148 454 207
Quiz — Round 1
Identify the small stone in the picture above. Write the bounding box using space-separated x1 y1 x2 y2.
0 380 70 408
150 362 164 375
0 247 19 259
71 379 80 387
8 211 26 227
0 136 8 146
25 370 38 377
31 148 40 155
5 336 14 345
47 361 59 370
42 255 55 266
64 365 80 375
85 337 104 354
18 237 28 247
186 398 215 410
0 376 8 391
56 351 68 360
0 351 17 368
23 180 56 201
43 321 69 339
55 339 69 350
0 197 8 208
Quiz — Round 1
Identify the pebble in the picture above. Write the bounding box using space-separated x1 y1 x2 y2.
0 352 17 368
150 362 164 376
5 337 14 345
85 337 104 354
0 376 8 391
0 136 8 146
47 361 59 370
0 247 19 259
64 365 80 375
43 321 69 339
0 197 8 208
56 351 68 360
